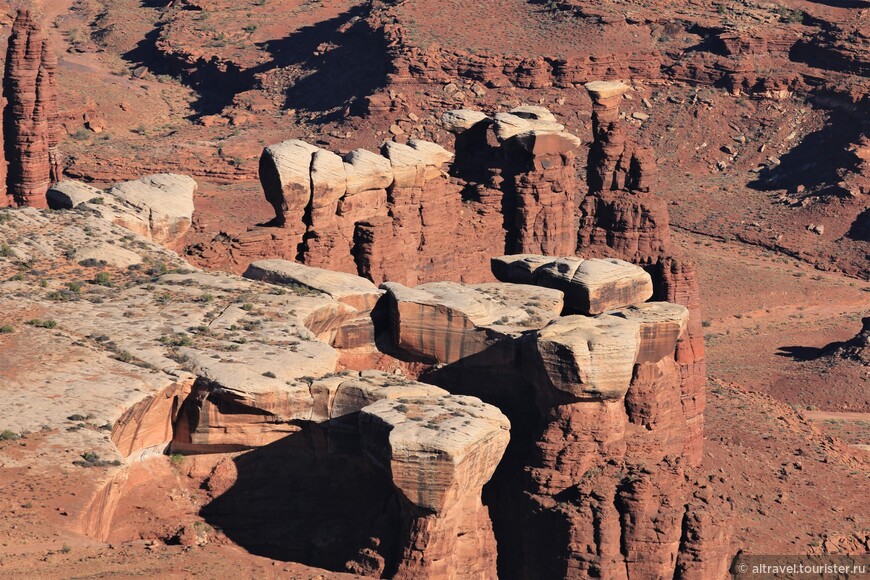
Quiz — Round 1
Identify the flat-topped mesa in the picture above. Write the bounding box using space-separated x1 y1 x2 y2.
360 395 509 580
3 9 60 208
382 280 564 364
491 254 654 315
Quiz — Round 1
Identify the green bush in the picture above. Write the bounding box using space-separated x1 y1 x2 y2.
93 272 112 286
0 430 20 441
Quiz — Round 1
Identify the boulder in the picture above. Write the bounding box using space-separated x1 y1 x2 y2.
535 257 653 314
74 243 143 268
523 314 641 401
509 105 558 123
359 394 510 513
343 148 394 195
441 109 490 133
46 180 102 209
490 254 554 284
585 80 630 101
492 112 532 140
383 281 563 363
259 139 318 225
102 174 196 246
383 139 453 187
310 149 347 211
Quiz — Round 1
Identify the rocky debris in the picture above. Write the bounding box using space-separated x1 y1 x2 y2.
360 395 509 580
522 314 641 401
46 180 102 209
610 302 689 363
2 9 60 208
382 280 562 364
88 174 196 248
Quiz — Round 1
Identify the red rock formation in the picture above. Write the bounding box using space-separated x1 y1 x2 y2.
578 81 707 466
3 9 59 208
504 131 579 256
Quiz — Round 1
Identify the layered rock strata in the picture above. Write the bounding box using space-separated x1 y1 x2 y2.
360 395 509 580
371 255 728 578
577 82 708 467
248 107 582 284
2 10 59 208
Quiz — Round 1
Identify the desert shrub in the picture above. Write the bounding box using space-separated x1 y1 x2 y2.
93 272 112 286
0 430 20 441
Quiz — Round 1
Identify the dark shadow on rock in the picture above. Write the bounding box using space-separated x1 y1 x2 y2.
418 337 542 580
748 110 864 194
776 342 844 361
122 4 388 120
789 39 870 78
257 5 390 123
847 208 870 241
199 421 402 573
805 0 870 8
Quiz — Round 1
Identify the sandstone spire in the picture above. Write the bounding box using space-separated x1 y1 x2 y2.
3 9 60 208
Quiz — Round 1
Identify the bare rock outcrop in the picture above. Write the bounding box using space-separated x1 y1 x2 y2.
245 107 582 285
360 395 509 579
3 9 60 208
522 314 641 403
383 280 563 364
85 174 197 248
577 81 708 467
46 180 102 209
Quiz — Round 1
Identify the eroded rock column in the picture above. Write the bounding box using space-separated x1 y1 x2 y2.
3 9 60 208
360 396 510 579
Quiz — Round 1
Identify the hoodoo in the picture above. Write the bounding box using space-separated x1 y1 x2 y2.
2 9 60 208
